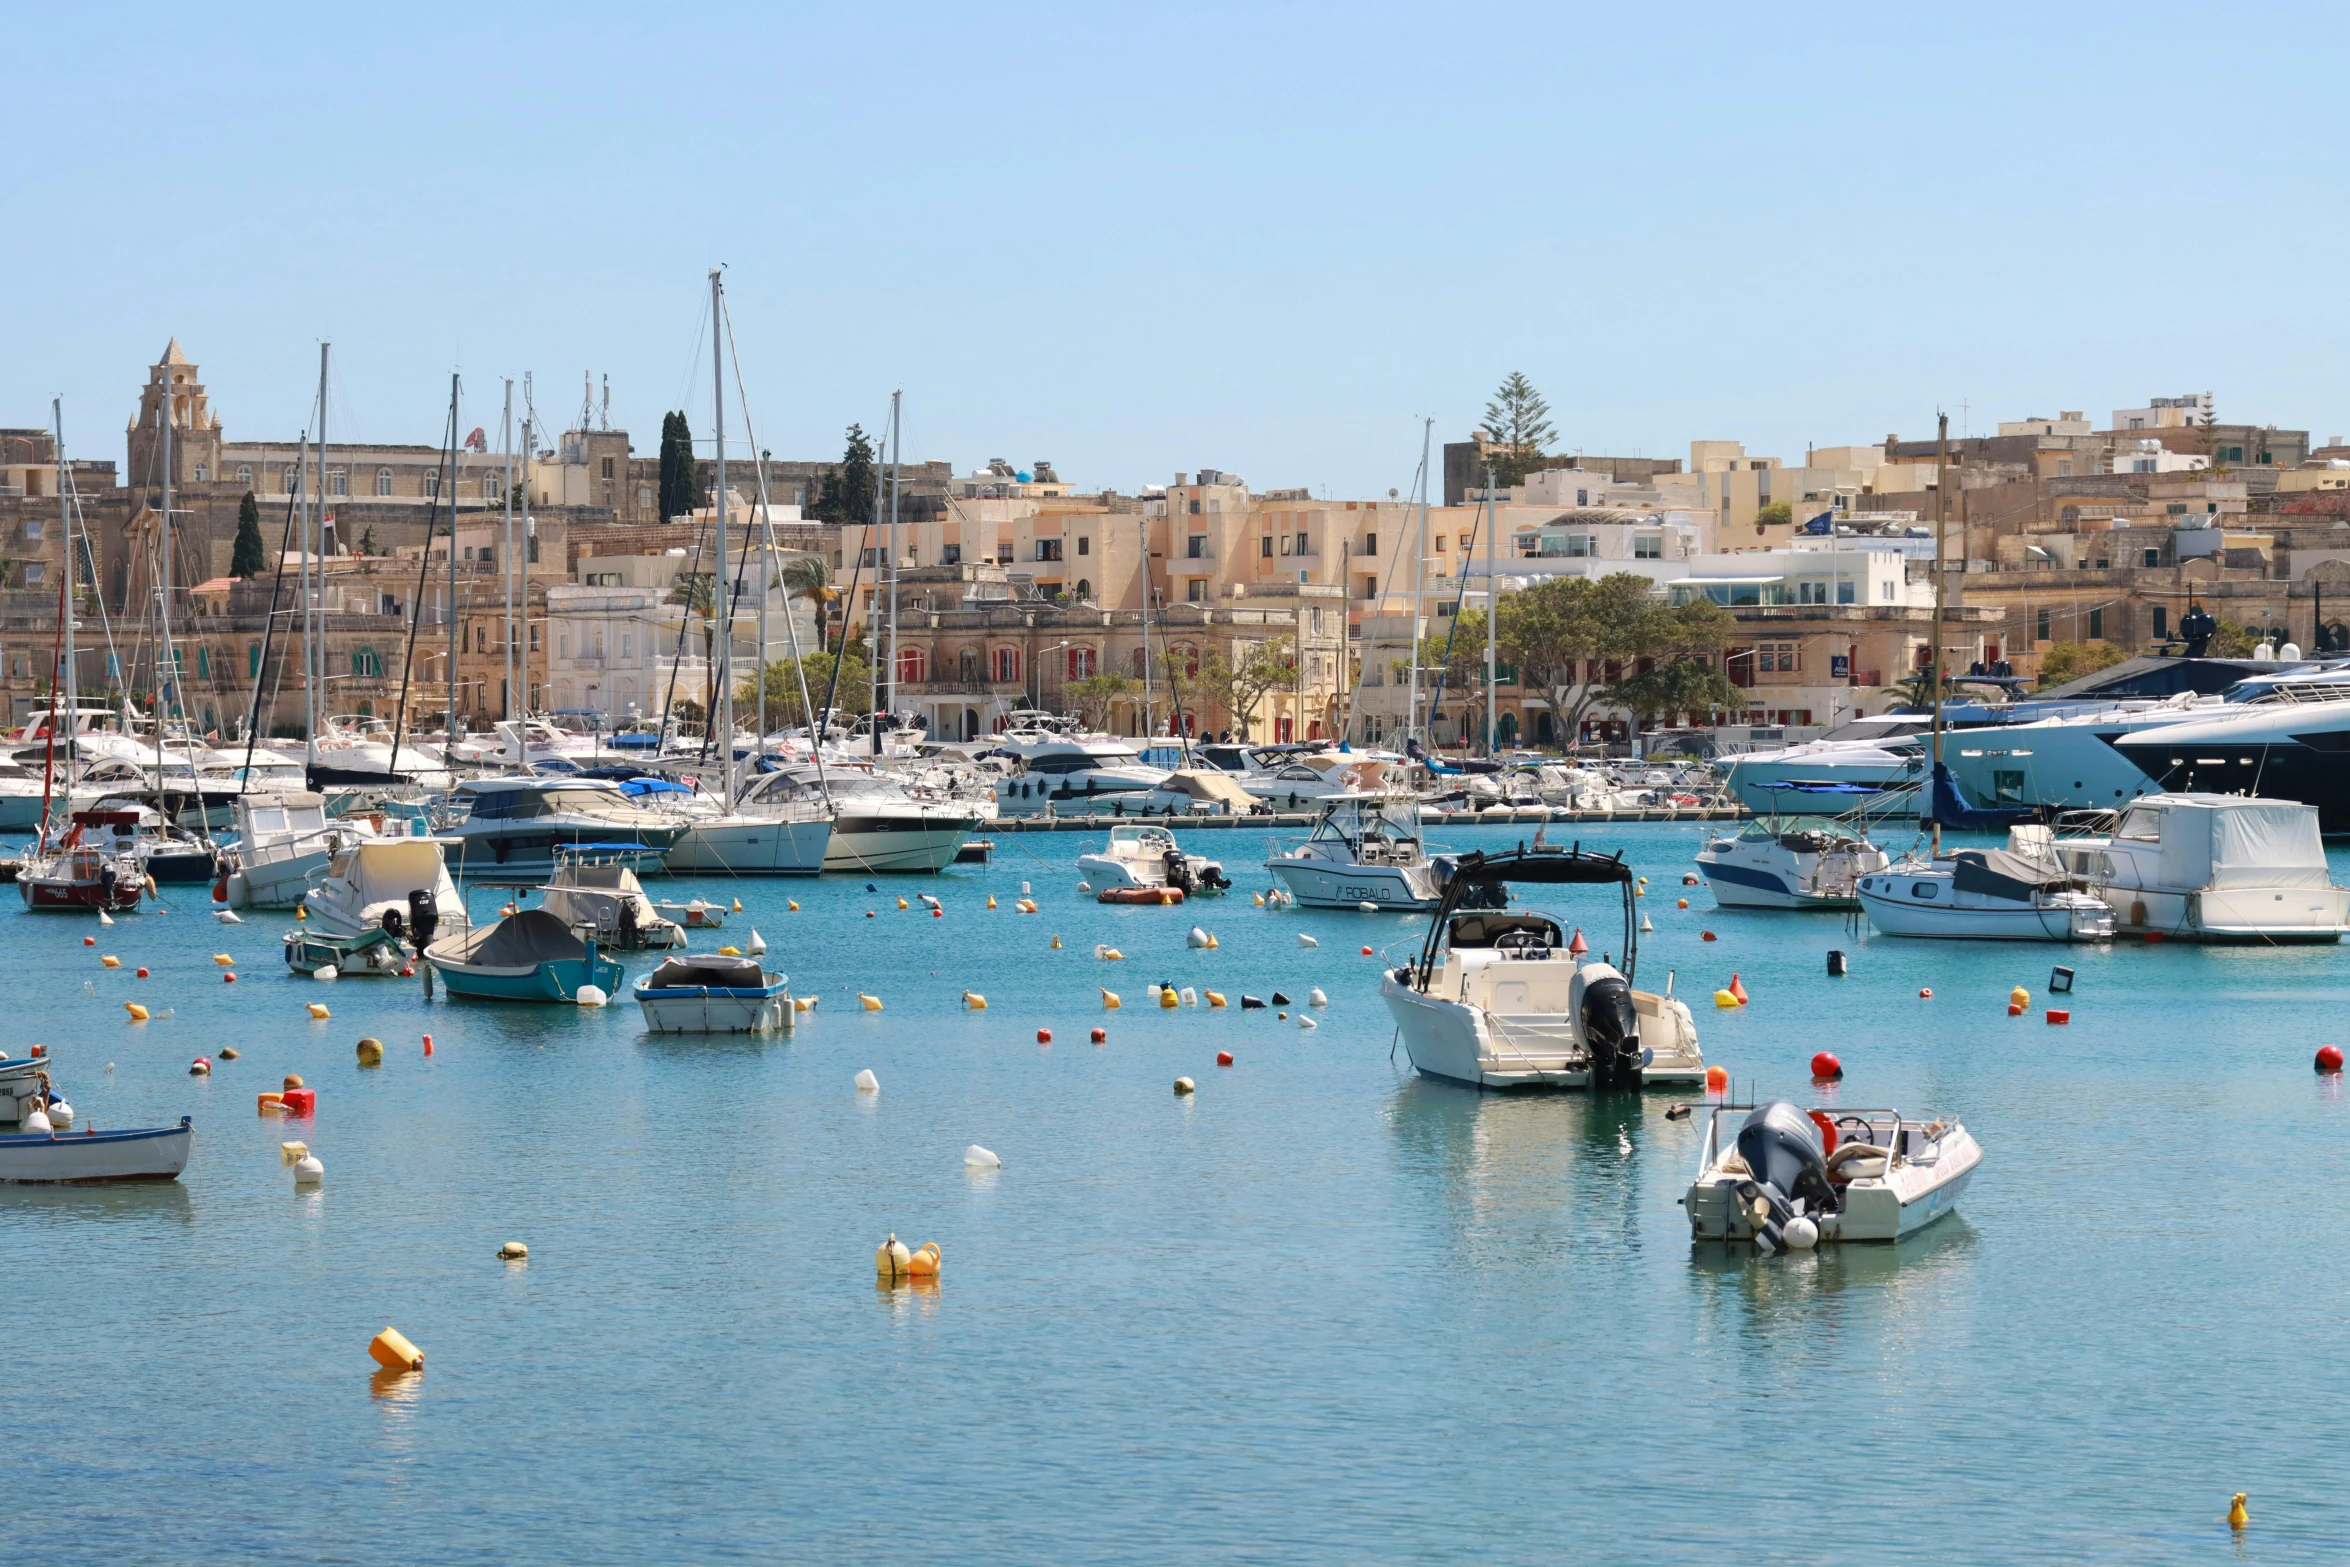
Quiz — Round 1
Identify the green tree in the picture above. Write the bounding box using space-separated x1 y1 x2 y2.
657 411 704 521
1066 672 1138 733
740 651 872 728
2034 640 2130 687
810 425 878 528
1492 574 1730 748
230 491 267 578
779 554 835 650
668 572 719 719
1181 633 1300 738
1482 372 1555 460
1754 502 1794 531
1605 658 1741 730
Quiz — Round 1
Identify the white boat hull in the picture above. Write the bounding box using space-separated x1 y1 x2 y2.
226 843 337 909
635 989 793 1033
1267 858 1439 910
1687 1126 1981 1243
824 815 981 874
662 816 832 876
1859 881 2113 941
0 1119 192 1182
1380 975 1704 1090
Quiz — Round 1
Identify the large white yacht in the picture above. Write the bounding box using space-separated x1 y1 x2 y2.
1719 716 1932 812
990 740 1170 815
439 778 686 878
734 764 981 873
2111 692 2350 836
649 775 833 876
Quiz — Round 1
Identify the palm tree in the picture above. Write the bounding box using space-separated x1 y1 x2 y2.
780 555 834 651
667 573 718 728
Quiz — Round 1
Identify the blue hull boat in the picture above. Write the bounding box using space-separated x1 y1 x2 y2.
425 909 624 1002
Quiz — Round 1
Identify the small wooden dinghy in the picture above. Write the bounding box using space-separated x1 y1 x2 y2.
650 897 727 928
0 1116 193 1183
634 953 793 1033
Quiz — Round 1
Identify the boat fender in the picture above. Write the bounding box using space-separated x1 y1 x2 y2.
1180 987 1198 1007
964 1145 1001 1169
1781 1216 1820 1250
1101 989 1121 1010
1077 882 1092 894
1308 988 1327 1007
855 1069 879 1092
1297 934 1318 948
1205 991 1226 1007
875 1234 912 1283
293 1154 324 1186
355 1038 384 1067
1358 901 1378 912
125 1002 150 1021
859 994 883 1011
1296 1015 1317 1030
281 1141 309 1165
1805 1109 1840 1154
1187 926 1211 949
21 1108 51 1134
315 965 339 982
499 1241 528 1261
1173 1077 1195 1095
307 1004 331 1019
368 1327 422 1373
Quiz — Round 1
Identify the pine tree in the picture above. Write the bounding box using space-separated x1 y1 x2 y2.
657 412 706 521
811 425 879 526
1481 372 1557 485
230 491 267 578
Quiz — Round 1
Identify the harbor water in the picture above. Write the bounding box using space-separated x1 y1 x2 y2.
9 819 2350 1563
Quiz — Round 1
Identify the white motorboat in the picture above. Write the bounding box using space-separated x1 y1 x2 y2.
634 953 794 1033
1857 843 2115 941
1074 824 1231 896
0 1119 194 1183
538 847 686 950
2048 794 2350 941
1720 716 1932 813
1381 845 1704 1091
990 740 1170 816
440 778 685 879
2112 694 2350 836
304 836 469 942
735 765 981 873
1266 792 1446 910
1684 1101 1981 1250
1694 801 1888 911
644 776 833 876
221 791 381 909
0 759 61 831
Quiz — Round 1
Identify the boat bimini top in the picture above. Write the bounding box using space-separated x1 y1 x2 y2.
1410 845 1638 991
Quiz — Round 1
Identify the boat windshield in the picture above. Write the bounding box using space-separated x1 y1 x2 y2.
1443 912 1564 951
1308 795 1422 851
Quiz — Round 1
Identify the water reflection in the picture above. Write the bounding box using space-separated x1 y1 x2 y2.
1685 1216 1980 1348
0 1179 194 1228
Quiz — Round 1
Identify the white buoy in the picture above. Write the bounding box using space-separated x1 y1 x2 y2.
1359 901 1378 912
21 1108 51 1135
1297 933 1319 948
854 1069 879 1092
963 1144 1002 1169
46 1100 72 1128
1308 988 1327 1007
1021 881 1032 896
747 929 767 955
1076 881 1092 893
575 985 609 1007
293 1154 324 1186
313 965 339 982
98 910 114 926
214 909 243 924
1639 915 1654 932
1783 1216 1820 1250
1296 1014 1319 1030
1179 986 1198 1007
1186 926 1211 949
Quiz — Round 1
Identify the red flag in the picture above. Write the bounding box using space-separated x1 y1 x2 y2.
464 427 488 452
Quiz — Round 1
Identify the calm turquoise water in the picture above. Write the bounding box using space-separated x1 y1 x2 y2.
9 820 2350 1564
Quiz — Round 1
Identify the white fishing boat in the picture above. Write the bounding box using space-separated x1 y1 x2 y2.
634 953 794 1033
1380 845 1704 1091
1074 824 1231 896
1857 844 2115 941
1684 1101 1981 1250
220 791 380 909
1694 794 1888 911
2048 794 2350 941
1266 792 1447 909
0 1117 194 1183
304 836 469 941
538 846 686 950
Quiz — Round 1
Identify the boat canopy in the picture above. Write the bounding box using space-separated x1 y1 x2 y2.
1950 848 2071 902
642 954 772 990
1158 769 1257 811
327 840 451 906
2117 793 2330 890
1412 846 1638 988
440 909 590 968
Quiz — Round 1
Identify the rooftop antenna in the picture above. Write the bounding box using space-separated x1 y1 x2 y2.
600 373 610 431
578 372 593 439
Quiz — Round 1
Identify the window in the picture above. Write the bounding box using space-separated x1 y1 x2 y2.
376 468 394 496
249 642 261 678
1363 532 1376 556
2143 549 2160 568
1187 579 1206 602
1076 536 1090 556
638 485 654 511
897 647 926 685
351 646 382 677
1294 532 1310 555
1187 535 1206 559
2036 608 2050 642
1068 647 1096 679
1458 533 1473 552
2057 460 2072 477
196 646 209 678
484 476 500 498
425 472 441 498
941 543 962 565
24 519 40 540
2226 446 2245 463
992 647 1019 683
285 468 301 495
1260 536 1273 558
959 650 979 682
1434 535 1447 553
601 456 615 479
1634 534 1662 559
585 572 621 587
1758 641 1800 673
1171 643 1200 677
1576 489 1589 506
620 634 632 659
1279 534 1291 556
478 546 495 566
21 563 41 584
1130 647 1148 677
2088 609 2103 640
1034 538 1062 562
558 633 571 659
328 471 348 496
236 466 252 485
193 464 208 482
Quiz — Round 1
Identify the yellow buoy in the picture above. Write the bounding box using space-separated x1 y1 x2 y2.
875 1234 912 1283
963 991 988 1009
1712 989 1740 1008
897 896 909 910
859 993 883 1011
906 1241 941 1279
787 900 800 911
1101 988 1121 1009
718 945 743 956
355 1037 383 1066
1205 990 1227 1007
100 955 121 968
1159 986 1179 1009
986 894 998 909
1253 892 1265 906
295 906 308 921
307 1003 331 1019
212 953 235 966
732 898 743 912
1207 933 1218 948
1050 934 1062 949
2009 985 2030 1007
2228 1493 2249 1529
368 1326 424 1373
124 1001 149 1021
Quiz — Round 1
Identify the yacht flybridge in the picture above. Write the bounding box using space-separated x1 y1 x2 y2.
1381 845 1704 1091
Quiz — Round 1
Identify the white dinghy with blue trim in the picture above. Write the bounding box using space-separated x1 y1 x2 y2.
633 954 794 1034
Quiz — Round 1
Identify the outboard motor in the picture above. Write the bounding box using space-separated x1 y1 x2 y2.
1163 848 1196 894
1733 1101 1837 1252
379 907 406 941
1578 973 1643 1091
405 886 439 956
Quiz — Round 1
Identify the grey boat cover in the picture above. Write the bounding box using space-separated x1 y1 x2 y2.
439 909 589 968
643 955 772 990
1950 848 2069 902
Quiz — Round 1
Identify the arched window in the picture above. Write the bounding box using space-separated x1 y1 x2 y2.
896 646 926 685
1072 579 1092 602
423 472 440 498
236 466 253 485
992 646 1020 684
1171 643 1200 677
376 468 394 496
1068 646 1096 679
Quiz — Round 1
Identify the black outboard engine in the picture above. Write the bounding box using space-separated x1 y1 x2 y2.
1733 1101 1837 1252
1163 848 1196 893
1578 974 1643 1091
405 887 439 956
379 907 406 940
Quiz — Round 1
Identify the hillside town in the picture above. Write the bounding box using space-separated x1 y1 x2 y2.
6 345 2345 752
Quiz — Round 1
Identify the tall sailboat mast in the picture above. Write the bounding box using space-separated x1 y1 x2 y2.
1407 417 1430 748
884 390 902 747
153 370 173 799
442 373 462 765
1930 410 1949 857
307 345 329 771
711 268 734 807
502 377 516 721
1484 461 1498 756
52 397 73 834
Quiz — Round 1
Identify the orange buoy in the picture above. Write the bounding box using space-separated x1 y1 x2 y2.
2007 1003 2023 1016
223 972 237 983
1701 930 1717 942
423 1034 434 1056
2317 1045 2344 1073
1090 1027 1106 1044
135 967 149 978
1568 927 1588 956
1037 1028 1053 1043
83 936 95 946
1704 1064 1728 1093
1919 987 1933 998
1727 974 1748 1005
1810 1051 1842 1079
1216 1051 1234 1067
1360 946 1373 955
1677 898 1689 909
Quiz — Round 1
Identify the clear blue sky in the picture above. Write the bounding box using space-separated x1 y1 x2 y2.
9 2 2347 495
